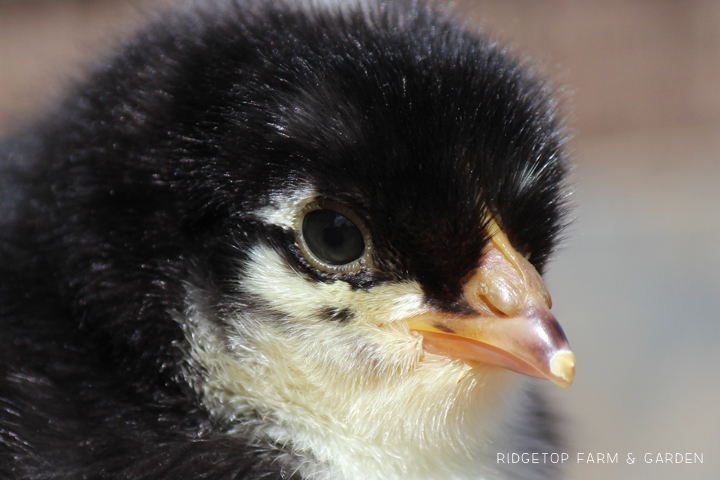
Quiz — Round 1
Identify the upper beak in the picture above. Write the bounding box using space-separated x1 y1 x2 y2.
407 220 575 388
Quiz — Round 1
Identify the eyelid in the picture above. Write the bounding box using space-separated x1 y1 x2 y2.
293 199 374 274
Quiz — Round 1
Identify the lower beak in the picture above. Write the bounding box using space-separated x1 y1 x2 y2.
407 302 575 387
408 220 575 388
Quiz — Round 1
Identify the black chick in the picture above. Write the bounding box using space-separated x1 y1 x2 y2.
0 1 574 479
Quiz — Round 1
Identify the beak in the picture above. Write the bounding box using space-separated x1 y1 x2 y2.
407 221 575 388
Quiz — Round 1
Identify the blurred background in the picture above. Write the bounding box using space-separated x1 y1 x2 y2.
1 0 718 478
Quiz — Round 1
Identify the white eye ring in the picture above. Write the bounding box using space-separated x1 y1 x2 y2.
293 199 374 274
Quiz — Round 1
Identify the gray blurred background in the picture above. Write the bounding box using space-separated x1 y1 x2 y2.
1 1 718 479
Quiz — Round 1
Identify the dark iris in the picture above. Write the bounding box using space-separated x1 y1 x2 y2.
302 209 365 265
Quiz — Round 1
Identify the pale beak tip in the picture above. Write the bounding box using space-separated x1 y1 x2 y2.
549 350 576 388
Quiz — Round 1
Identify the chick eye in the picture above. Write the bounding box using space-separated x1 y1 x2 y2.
294 200 372 273
303 210 364 265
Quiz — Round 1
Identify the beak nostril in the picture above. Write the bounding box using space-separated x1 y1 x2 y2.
465 248 526 316
477 294 510 317
464 218 553 315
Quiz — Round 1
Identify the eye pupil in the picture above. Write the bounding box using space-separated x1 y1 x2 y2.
303 209 365 266
323 228 344 249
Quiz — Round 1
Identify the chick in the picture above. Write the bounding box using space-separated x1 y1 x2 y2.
0 1 573 479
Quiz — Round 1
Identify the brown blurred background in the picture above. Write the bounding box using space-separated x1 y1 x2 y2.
1 1 719 479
